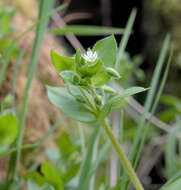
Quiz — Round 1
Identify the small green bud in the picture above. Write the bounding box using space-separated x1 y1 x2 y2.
105 67 121 79
102 85 116 93
94 95 102 106
80 77 91 86
75 95 86 103
60 71 81 85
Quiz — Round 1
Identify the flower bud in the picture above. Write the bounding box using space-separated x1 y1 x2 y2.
102 85 116 93
94 95 102 106
75 95 86 103
105 67 121 79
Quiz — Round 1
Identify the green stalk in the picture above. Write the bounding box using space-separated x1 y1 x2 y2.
102 120 144 190
5 0 56 186
80 88 144 190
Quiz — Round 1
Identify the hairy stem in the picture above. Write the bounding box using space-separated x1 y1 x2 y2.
80 88 144 190
102 119 144 190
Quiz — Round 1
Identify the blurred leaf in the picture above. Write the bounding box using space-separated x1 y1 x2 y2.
158 109 177 123
50 50 75 72
25 171 46 186
63 163 80 183
58 132 77 161
162 178 181 190
165 124 180 179
0 5 16 36
161 95 181 113
0 111 18 146
160 171 181 190
50 25 124 36
93 35 117 67
47 86 96 123
41 162 64 190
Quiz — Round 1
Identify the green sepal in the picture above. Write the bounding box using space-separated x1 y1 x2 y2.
79 59 103 77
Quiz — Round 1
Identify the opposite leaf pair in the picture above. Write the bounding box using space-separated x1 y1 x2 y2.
47 35 147 124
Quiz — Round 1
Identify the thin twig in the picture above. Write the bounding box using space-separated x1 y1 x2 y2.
51 13 85 52
63 12 92 23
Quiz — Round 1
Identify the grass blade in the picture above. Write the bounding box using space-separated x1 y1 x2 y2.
121 34 170 190
0 4 67 90
133 47 173 169
165 121 180 179
6 0 56 186
50 25 124 36
115 9 137 69
77 124 100 190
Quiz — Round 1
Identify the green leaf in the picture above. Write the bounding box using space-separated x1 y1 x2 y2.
108 87 147 104
93 35 117 67
91 71 110 88
162 178 181 190
47 86 96 123
159 171 181 190
58 132 77 161
50 50 75 72
98 87 147 123
41 162 64 190
0 111 18 146
25 171 46 186
50 25 124 36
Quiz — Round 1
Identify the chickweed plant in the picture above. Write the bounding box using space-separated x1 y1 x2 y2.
47 35 147 190
1 1 181 190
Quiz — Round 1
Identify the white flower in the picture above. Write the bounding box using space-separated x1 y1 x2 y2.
82 50 98 63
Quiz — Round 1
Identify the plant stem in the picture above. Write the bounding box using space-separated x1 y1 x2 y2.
102 119 144 190
79 87 144 190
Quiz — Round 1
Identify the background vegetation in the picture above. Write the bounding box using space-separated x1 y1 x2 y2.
0 0 181 190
